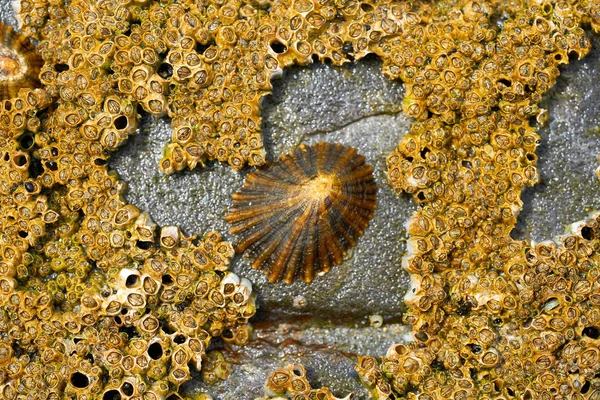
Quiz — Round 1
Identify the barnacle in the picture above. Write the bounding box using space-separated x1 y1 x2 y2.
362 1 600 400
258 363 354 399
201 350 232 384
0 21 42 99
226 142 376 284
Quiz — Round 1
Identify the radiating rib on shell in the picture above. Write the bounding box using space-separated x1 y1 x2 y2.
0 22 42 99
226 142 377 284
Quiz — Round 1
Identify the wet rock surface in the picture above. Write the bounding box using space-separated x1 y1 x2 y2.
512 33 600 242
110 43 600 397
184 321 412 399
6 0 596 391
110 58 414 398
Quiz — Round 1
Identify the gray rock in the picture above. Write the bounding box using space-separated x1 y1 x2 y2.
512 34 600 242
0 3 18 28
110 58 415 399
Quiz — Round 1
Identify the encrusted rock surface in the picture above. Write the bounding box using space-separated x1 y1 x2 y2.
111 58 414 398
3 0 600 399
514 33 600 242
111 58 414 326
115 37 600 399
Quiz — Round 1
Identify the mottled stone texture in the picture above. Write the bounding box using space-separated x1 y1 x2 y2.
0 5 17 28
512 33 600 242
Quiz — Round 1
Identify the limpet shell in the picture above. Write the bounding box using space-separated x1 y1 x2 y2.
0 22 42 99
226 142 377 284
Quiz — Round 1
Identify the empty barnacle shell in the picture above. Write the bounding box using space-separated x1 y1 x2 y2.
160 226 180 248
219 271 240 296
0 22 42 99
226 142 377 284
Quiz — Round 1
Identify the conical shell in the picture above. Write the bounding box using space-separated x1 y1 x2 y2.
226 142 377 284
0 22 42 99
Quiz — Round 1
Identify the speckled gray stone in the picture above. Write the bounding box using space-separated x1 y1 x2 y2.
0 3 18 27
512 34 600 242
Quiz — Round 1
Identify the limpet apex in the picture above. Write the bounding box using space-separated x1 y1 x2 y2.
0 21 42 99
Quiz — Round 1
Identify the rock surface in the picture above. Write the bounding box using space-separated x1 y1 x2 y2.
110 39 600 395
110 58 414 325
111 58 415 398
0 6 17 28
6 3 600 396
512 34 600 242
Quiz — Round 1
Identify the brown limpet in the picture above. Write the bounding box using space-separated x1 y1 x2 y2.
226 142 377 284
0 22 42 99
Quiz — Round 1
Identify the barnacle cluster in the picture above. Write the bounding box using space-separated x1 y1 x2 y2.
0 169 256 398
0 17 256 397
368 1 600 400
1 0 600 398
226 142 376 284
258 363 353 400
